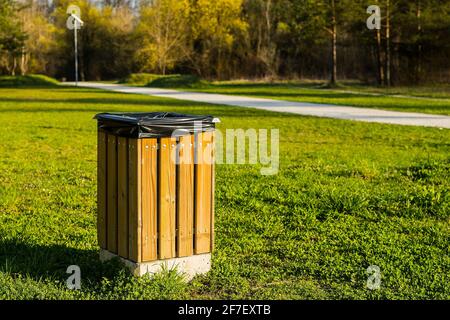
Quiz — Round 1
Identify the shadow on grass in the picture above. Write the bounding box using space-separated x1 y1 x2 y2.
0 95 289 118
0 96 208 107
0 238 124 286
0 85 60 89
205 90 381 100
208 82 323 89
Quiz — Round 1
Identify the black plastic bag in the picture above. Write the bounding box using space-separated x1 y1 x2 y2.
94 112 218 138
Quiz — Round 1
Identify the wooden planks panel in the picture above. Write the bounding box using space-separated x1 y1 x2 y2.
101 131 215 260
158 137 177 259
177 135 194 257
194 131 213 254
117 137 129 259
97 131 107 249
128 138 142 262
141 138 158 261
106 134 118 253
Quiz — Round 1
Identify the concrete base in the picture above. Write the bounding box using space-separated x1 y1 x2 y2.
99 249 211 281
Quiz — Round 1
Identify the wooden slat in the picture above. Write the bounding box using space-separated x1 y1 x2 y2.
97 131 107 249
177 134 194 257
158 137 176 259
194 131 213 254
128 138 142 262
117 137 128 259
210 131 215 252
141 138 158 261
106 134 118 253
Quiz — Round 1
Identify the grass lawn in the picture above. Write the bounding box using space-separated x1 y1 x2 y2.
0 86 449 299
168 81 450 116
331 83 450 99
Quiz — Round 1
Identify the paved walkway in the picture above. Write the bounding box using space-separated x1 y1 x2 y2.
67 82 450 129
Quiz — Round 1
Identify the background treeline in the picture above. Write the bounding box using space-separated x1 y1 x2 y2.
1 0 450 85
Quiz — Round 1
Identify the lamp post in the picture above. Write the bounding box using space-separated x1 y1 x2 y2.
66 5 84 86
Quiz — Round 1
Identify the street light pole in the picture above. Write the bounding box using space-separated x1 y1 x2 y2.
66 5 83 86
74 21 78 86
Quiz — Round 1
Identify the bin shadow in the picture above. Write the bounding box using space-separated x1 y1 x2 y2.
0 238 125 285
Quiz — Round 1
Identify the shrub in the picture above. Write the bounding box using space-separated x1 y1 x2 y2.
0 75 59 87
147 74 207 88
118 73 164 85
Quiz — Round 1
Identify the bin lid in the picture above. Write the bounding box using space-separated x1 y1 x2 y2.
94 112 219 138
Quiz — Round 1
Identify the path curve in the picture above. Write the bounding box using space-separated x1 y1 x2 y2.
66 82 450 129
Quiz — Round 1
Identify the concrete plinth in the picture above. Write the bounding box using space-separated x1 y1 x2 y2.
99 249 211 281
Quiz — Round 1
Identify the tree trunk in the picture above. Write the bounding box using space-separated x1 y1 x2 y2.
20 47 26 76
375 0 385 85
376 28 385 85
11 56 17 76
264 0 274 76
217 46 222 79
265 0 271 45
416 0 422 83
385 0 391 87
330 0 337 85
162 56 166 75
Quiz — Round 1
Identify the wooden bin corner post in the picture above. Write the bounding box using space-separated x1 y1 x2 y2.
117 137 129 259
97 131 107 250
194 131 214 255
106 134 118 254
210 130 215 251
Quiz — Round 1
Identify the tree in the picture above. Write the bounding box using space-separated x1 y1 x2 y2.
2 0 450 84
136 0 191 75
290 0 350 85
243 0 295 78
311 0 349 85
385 0 391 86
52 0 137 80
0 0 28 75
191 0 247 78
375 0 385 85
16 0 56 75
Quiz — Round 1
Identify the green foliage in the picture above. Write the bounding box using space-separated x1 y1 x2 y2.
17 4 56 75
0 87 448 299
2 0 450 83
191 0 247 78
118 73 168 85
135 0 191 75
120 73 207 88
0 0 28 74
51 0 137 80
0 74 59 87
146 74 207 88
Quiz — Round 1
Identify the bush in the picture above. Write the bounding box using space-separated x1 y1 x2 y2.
120 73 208 88
147 74 207 88
0 75 59 87
118 73 164 86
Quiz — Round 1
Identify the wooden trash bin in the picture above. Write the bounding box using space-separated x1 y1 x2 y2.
94 112 217 279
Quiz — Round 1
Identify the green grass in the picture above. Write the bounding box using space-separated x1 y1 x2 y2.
0 74 59 88
0 87 449 299
335 83 450 99
136 79 450 116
